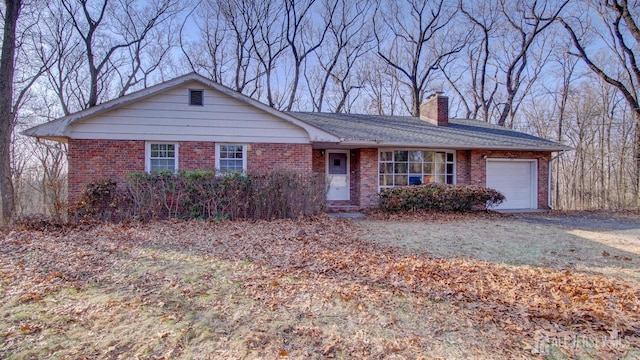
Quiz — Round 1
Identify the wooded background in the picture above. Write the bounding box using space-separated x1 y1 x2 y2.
1 0 639 223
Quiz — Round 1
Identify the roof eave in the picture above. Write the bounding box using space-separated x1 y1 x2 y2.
37 136 69 143
19 130 69 143
323 140 571 152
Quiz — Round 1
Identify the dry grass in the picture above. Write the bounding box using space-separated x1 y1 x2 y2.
357 212 640 286
1 213 639 359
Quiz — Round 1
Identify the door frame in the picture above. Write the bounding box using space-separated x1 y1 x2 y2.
326 150 350 201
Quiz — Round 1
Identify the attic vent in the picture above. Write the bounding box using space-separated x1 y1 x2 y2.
189 89 204 106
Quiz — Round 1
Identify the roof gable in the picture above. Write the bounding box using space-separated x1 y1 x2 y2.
22 73 340 143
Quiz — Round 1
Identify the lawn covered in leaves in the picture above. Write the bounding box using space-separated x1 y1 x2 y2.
1 215 639 359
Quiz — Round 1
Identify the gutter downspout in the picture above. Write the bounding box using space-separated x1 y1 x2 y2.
548 150 567 210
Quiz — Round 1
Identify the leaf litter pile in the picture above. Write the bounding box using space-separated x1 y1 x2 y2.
1 215 639 358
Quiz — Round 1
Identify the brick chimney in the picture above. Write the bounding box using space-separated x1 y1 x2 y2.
420 92 449 126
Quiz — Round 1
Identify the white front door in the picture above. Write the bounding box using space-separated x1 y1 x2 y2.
327 151 350 201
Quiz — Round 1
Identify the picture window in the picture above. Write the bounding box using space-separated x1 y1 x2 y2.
379 150 455 188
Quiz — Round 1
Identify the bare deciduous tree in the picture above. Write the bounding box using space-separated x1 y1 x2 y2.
34 140 67 219
282 0 335 111
181 0 261 95
304 0 374 112
362 58 405 116
550 49 579 207
444 0 501 121
1 0 53 224
559 0 640 200
249 1 288 108
59 0 180 109
493 0 568 127
374 0 467 117
0 0 22 224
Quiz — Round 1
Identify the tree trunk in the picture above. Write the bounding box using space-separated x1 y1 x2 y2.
635 113 640 206
0 0 21 226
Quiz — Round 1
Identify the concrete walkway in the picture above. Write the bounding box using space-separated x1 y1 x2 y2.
328 212 366 219
494 209 550 214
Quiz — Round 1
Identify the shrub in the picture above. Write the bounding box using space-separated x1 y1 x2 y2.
378 183 505 212
248 171 326 219
180 169 220 219
125 171 167 221
69 178 127 221
72 170 326 222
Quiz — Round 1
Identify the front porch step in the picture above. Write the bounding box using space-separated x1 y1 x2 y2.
327 204 361 213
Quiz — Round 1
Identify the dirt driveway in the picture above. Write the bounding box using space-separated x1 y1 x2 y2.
356 211 640 287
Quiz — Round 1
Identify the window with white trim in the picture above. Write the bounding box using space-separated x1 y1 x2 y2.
379 150 455 188
146 142 178 172
216 144 246 172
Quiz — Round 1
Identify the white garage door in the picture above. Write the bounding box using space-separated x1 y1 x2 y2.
486 160 537 210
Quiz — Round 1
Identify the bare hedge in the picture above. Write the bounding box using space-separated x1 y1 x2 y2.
71 170 326 222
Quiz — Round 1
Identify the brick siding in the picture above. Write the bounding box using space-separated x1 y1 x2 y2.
68 140 312 204
247 143 312 173
357 149 379 208
68 139 145 203
68 139 551 210
456 150 472 185
457 149 551 209
312 149 325 176
349 150 360 205
180 142 216 169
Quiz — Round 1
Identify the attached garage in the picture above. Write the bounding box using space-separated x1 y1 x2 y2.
486 159 537 210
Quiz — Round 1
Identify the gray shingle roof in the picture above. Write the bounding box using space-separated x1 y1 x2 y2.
289 112 570 151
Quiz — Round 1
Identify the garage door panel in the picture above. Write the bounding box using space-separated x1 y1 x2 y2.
486 160 536 210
